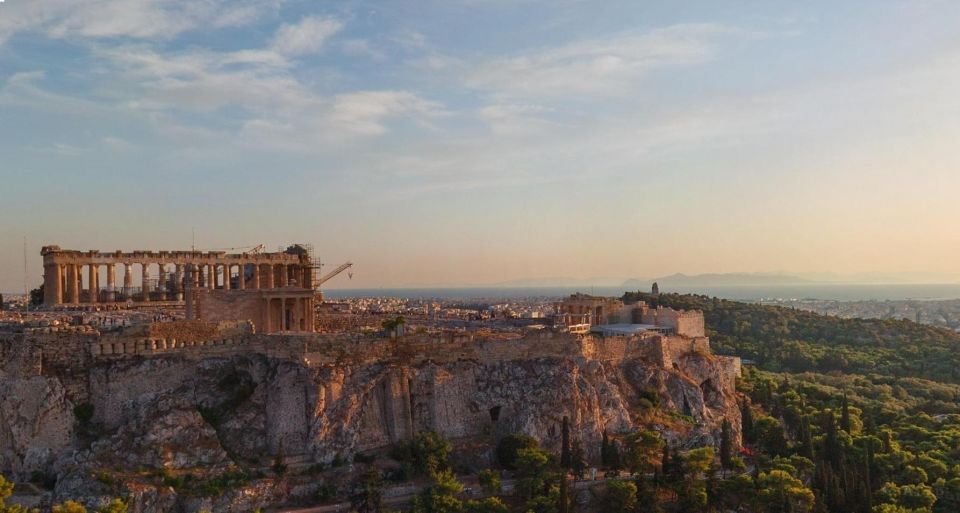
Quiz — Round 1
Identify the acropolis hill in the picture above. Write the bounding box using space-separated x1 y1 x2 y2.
0 247 741 512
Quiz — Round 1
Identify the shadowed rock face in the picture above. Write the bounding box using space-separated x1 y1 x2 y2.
0 334 740 512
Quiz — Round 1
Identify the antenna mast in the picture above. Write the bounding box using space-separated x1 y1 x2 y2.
23 237 28 296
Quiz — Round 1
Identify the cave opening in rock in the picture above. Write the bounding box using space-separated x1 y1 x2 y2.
489 406 502 422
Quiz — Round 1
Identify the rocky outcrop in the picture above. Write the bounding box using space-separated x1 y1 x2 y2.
0 376 74 477
0 331 740 512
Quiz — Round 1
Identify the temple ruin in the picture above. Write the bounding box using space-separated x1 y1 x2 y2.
40 245 317 333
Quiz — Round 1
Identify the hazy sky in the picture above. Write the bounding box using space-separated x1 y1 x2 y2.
2 0 960 291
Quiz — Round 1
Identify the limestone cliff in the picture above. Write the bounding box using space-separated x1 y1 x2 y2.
0 330 741 512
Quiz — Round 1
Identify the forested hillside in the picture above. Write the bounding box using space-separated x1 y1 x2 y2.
626 292 960 383
620 292 960 513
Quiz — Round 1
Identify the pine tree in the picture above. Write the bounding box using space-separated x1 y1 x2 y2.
561 415 571 469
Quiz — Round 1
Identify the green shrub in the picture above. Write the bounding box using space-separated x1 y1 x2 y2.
74 403 95 424
496 434 539 470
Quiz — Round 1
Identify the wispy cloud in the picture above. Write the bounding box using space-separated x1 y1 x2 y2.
91 42 444 150
0 0 282 44
271 16 343 56
466 23 745 97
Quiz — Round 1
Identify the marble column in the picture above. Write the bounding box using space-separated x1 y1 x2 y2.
185 265 195 320
156 264 166 298
207 265 215 290
252 264 260 289
123 263 133 298
263 264 274 288
58 264 66 304
264 298 272 332
142 264 151 302
68 265 79 303
238 264 246 289
106 264 116 302
88 264 98 303
222 264 231 290
175 264 185 300
43 264 62 305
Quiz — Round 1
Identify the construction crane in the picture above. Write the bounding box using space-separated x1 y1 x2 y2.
201 244 266 253
315 261 353 288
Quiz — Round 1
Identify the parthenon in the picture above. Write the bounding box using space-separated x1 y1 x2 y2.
41 245 313 306
40 245 317 334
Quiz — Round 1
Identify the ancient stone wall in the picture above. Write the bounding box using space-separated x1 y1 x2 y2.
146 320 253 342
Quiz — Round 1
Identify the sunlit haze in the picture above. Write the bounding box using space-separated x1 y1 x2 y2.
3 0 960 291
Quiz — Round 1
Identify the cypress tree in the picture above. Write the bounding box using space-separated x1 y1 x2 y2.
558 474 569 513
741 399 756 443
601 431 611 468
822 411 840 470
798 415 815 460
571 438 587 479
840 394 851 433
719 418 733 475
862 443 874 513
609 440 622 472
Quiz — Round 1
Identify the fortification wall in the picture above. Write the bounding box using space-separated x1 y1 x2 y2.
8 320 735 393
89 333 307 361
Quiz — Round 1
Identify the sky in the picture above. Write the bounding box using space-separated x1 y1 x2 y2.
2 0 960 292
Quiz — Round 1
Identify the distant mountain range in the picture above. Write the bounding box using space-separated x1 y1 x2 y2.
487 271 960 289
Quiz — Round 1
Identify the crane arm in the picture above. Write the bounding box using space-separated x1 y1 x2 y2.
316 262 353 287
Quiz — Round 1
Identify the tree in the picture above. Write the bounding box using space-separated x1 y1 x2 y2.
560 416 571 470
720 418 734 476
478 469 500 495
607 440 622 473
682 447 715 480
382 316 406 338
497 434 538 470
515 447 553 500
350 468 384 513
51 502 87 513
604 480 638 513
29 285 43 307
413 431 452 475
624 430 664 475
464 497 509 513
558 475 570 513
840 395 852 433
742 400 756 444
756 470 816 513
570 439 587 480
601 431 612 468
412 469 464 513
1 473 37 513
96 500 127 513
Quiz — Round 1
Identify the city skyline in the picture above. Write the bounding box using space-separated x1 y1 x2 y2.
3 0 960 291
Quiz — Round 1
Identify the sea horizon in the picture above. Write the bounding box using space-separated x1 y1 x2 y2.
323 283 960 301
